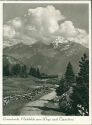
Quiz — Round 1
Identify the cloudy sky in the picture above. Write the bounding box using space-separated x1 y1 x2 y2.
3 3 89 48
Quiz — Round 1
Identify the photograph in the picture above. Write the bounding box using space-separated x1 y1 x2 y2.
3 2 90 117
0 1 91 125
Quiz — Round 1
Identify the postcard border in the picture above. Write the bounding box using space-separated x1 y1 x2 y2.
0 1 91 125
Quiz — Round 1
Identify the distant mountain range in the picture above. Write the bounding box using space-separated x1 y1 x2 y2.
3 37 88 75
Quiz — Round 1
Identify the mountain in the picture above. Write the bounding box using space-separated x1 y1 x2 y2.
51 36 69 49
3 39 88 75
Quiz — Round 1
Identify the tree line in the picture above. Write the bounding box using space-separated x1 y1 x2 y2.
3 63 58 79
56 53 89 115
3 64 41 78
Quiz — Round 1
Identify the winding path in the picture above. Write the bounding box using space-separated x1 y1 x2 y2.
20 91 56 115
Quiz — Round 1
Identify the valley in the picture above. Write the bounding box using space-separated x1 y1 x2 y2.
3 39 89 116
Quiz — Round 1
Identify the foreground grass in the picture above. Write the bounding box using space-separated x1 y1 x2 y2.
3 77 53 115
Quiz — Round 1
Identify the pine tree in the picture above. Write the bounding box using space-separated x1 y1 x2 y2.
29 67 32 75
29 66 41 78
65 62 75 87
21 65 27 77
78 53 89 85
78 53 89 114
56 62 75 96
33 67 36 77
12 64 21 76
29 67 35 77
3 64 10 76
71 54 89 115
56 77 67 96
36 68 41 78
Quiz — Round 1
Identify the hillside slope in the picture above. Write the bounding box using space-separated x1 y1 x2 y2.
3 41 88 75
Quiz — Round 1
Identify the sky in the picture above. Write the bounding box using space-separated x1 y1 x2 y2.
3 3 89 48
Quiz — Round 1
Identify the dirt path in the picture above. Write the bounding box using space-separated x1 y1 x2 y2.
20 91 56 115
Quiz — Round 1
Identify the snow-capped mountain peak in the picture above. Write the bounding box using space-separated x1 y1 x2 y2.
51 36 69 48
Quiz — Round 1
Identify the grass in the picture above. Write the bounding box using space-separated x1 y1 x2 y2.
3 76 53 115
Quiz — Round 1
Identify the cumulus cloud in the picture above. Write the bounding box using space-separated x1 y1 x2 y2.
3 17 23 40
26 5 65 34
69 29 89 47
59 21 77 37
26 25 37 31
54 20 89 47
8 17 23 29
3 39 21 48
3 25 16 39
3 5 89 48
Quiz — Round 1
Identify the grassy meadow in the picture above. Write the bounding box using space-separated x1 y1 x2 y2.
3 76 56 115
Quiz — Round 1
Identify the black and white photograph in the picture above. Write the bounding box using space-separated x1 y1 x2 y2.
0 0 92 124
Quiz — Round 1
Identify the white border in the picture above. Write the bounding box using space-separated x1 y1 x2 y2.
0 1 91 3
0 1 91 125
0 2 3 117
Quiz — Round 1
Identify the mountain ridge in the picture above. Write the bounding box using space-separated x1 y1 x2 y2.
3 40 88 75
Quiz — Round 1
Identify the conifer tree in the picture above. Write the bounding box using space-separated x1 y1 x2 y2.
12 64 21 76
56 62 75 96
3 64 10 76
71 54 89 115
36 68 41 78
29 67 32 75
29 66 41 78
78 53 89 85
21 65 27 77
65 62 75 87
56 77 67 96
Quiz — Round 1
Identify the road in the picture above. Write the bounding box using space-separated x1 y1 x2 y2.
20 91 56 115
